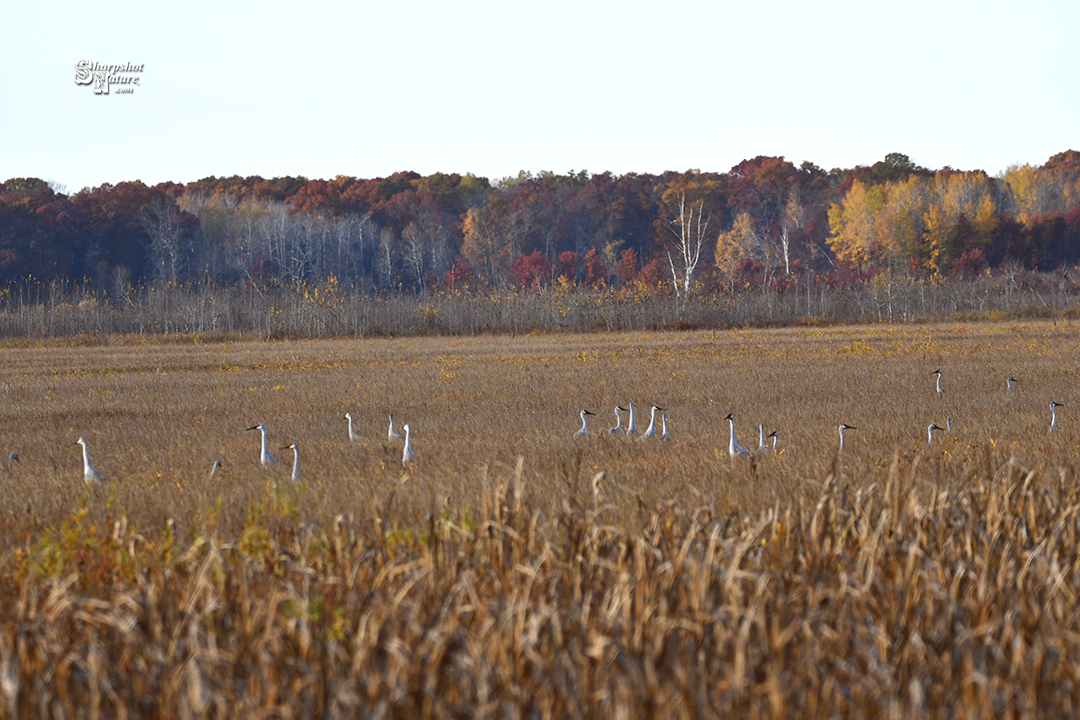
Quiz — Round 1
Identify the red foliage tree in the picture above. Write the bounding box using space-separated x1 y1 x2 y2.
950 248 988 279
637 258 665 287
615 248 638 286
442 261 474 290
510 250 553 290
581 247 607 286
556 251 579 281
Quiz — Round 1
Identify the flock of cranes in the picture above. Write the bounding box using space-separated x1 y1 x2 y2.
239 414 418 483
578 401 671 440
575 369 1067 460
58 369 1069 485
66 412 420 486
575 402 775 457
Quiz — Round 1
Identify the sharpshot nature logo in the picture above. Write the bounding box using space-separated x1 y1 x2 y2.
74 60 144 95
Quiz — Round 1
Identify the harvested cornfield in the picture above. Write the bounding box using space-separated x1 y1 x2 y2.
1 321 1079 718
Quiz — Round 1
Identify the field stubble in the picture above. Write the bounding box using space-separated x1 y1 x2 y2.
2 321 1080 717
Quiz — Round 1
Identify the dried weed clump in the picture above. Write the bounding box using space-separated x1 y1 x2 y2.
2 321 1080 717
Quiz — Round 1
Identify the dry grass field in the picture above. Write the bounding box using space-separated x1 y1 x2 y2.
2 320 1080 718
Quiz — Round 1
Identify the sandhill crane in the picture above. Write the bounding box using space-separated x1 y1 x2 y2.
927 423 945 448
402 424 417 465
838 423 856 452
932 369 944 396
74 437 104 483
345 412 364 442
1050 401 1064 432
576 409 596 436
726 414 751 458
388 414 403 440
246 424 278 467
281 443 302 481
659 414 671 441
608 406 627 434
625 402 639 436
642 405 665 438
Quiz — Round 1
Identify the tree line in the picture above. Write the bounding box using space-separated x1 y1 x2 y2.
2 151 1078 297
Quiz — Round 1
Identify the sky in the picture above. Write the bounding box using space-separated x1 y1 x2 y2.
2 0 1078 194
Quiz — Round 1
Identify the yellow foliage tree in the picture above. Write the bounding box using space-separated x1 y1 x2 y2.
921 204 947 272
461 206 507 285
936 171 991 223
715 212 762 284
827 180 893 271
874 175 928 260
973 195 998 245
1001 164 1048 226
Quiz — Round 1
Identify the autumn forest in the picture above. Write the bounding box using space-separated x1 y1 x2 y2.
7 153 1080 717
2 151 1080 322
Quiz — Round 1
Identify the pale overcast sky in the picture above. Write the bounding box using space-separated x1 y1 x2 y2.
2 0 1077 193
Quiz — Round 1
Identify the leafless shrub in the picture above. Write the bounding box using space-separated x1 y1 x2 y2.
1 271 1080 340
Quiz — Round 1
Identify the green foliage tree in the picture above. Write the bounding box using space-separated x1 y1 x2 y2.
864 153 930 186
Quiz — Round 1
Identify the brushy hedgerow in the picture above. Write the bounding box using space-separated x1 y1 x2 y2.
3 267 1080 340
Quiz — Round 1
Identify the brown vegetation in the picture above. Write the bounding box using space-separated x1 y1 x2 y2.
1 322 1079 717
3 268 1080 341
